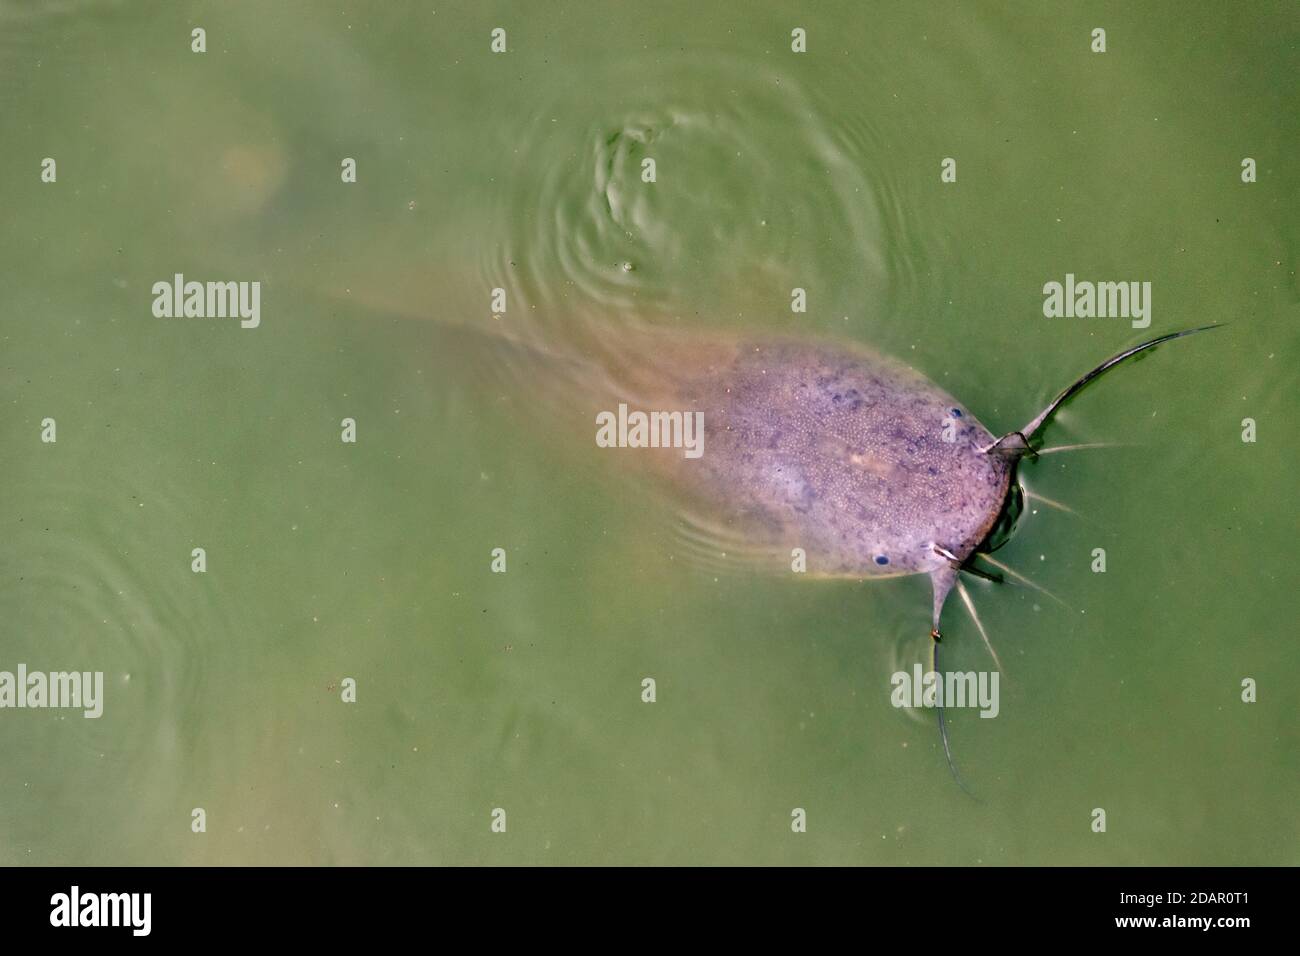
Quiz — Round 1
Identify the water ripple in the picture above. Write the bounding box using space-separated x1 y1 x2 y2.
0 472 242 800
483 53 903 348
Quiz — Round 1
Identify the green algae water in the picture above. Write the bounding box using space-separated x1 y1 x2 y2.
1 1 1296 865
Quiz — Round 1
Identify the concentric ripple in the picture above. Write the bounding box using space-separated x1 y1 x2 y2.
0 472 244 804
482 52 903 346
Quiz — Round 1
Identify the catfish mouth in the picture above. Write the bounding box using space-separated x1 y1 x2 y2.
976 465 1025 555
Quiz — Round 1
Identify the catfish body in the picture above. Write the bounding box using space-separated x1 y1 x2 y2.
451 309 1213 789
670 339 1013 578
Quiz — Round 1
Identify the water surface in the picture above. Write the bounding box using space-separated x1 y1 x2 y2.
1 0 1296 864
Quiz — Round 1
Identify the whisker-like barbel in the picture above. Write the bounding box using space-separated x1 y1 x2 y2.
976 554 1072 611
984 325 1220 458
957 579 1004 675
1035 441 1131 456
1024 489 1078 516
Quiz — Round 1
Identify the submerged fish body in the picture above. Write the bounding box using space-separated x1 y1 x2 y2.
448 308 1213 789
607 335 1014 581
468 319 1204 616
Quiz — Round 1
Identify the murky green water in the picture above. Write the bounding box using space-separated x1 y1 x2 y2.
1 1 1295 865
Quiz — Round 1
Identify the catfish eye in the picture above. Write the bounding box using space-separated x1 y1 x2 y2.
950 408 963 418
